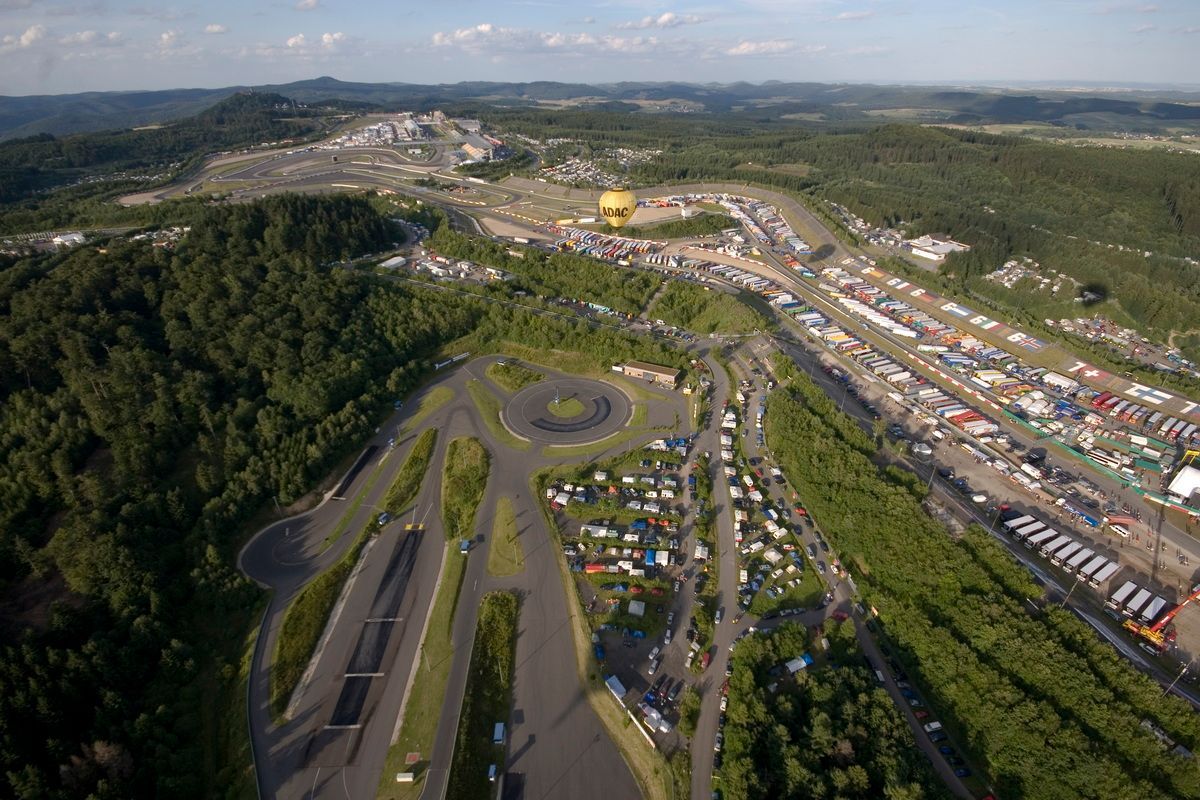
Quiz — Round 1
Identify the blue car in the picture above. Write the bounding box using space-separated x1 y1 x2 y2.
954 768 971 778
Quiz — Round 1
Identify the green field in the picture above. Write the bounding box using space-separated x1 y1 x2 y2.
486 496 525 577
546 396 585 417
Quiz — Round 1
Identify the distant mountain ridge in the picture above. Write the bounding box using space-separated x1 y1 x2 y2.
3 77 1199 140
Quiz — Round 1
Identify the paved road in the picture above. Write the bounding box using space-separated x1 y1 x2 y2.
241 356 647 800
687 347 738 800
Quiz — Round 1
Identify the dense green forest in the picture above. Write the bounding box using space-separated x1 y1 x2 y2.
479 108 1200 346
0 92 335 232
721 620 948 799
765 356 1200 799
426 224 661 314
648 282 769 334
0 192 691 798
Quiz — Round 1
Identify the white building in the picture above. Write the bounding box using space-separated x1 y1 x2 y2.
53 232 86 248
905 234 971 262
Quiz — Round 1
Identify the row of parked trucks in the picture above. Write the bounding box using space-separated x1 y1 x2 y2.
1107 580 1200 653
1000 511 1120 588
1089 392 1200 447
790 304 1001 439
818 263 1199 456
546 224 663 264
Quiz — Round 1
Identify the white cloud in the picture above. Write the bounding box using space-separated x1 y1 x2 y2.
296 0 319 9
159 29 178 48
321 31 344 46
1183 26 1200 33
617 12 704 30
277 30 346 56
0 0 35 9
581 16 595 24
725 39 796 56
1 23 45 50
1132 23 1156 32
833 10 874 21
286 32 306 48
60 30 98 45
1138 4 1159 11
432 22 662 55
205 23 228 34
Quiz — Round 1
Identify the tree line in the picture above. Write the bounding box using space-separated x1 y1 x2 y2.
0 191 695 798
766 355 1200 799
720 620 948 799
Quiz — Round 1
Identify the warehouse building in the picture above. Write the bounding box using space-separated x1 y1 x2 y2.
617 360 683 389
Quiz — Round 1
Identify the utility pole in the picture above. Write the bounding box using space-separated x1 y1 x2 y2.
1163 660 1193 698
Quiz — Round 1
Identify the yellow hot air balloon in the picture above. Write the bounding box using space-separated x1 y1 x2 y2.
598 187 637 229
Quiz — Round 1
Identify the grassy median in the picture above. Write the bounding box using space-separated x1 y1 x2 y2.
442 437 490 542
271 428 438 721
445 592 519 800
384 428 439 515
466 379 531 451
403 386 454 432
379 437 492 798
484 361 544 393
486 496 524 578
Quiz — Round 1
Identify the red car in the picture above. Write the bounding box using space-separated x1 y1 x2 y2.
831 610 849 622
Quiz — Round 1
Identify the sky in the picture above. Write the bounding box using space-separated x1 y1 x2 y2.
0 0 1197 96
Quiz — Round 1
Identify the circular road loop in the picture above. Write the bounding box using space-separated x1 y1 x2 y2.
503 378 632 445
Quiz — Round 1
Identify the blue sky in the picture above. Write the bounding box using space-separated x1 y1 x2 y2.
0 0 1196 96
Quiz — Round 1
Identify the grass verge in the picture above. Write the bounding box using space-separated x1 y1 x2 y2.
442 437 491 542
384 429 439 514
540 428 656 459
445 592 519 800
377 545 465 800
530 469 672 800
486 496 524 578
203 593 264 800
629 403 647 427
465 379 531 451
271 428 439 720
320 456 387 552
485 361 544 393
403 386 454 432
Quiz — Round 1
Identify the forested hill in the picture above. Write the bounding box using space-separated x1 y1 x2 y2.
0 192 690 798
0 92 329 204
0 195 439 798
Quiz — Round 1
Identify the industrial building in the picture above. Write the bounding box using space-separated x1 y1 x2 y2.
618 361 683 389
904 234 971 262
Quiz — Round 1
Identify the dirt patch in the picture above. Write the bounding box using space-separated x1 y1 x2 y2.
0 569 83 639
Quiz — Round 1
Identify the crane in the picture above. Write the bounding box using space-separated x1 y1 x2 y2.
1124 584 1200 652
